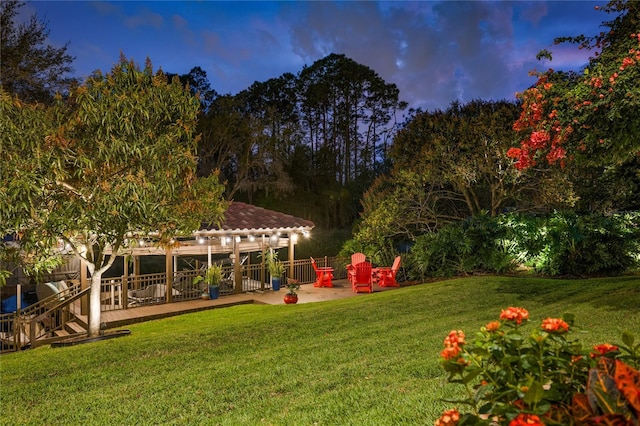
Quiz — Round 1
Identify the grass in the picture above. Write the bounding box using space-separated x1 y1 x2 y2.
1 275 639 425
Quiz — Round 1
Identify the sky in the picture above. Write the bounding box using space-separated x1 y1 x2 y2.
22 1 609 112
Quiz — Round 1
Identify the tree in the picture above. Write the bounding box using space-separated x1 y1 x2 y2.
508 1 640 169
347 100 576 256
167 66 218 112
0 0 76 103
0 56 227 335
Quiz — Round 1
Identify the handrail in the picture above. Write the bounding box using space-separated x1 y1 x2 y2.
28 285 90 348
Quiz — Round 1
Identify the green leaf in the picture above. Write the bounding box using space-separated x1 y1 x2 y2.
621 331 634 348
523 380 545 405
462 367 483 384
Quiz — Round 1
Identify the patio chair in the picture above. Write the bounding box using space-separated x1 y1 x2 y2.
351 261 373 293
346 252 366 285
128 284 180 306
311 257 334 288
376 256 402 287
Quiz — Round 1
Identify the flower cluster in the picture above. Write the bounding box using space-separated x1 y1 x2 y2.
540 317 569 333
440 330 466 361
434 408 460 426
499 306 529 324
436 307 640 426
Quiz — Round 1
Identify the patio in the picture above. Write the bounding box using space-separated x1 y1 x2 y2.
95 279 401 329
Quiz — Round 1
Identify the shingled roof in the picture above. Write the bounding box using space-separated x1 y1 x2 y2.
198 202 314 236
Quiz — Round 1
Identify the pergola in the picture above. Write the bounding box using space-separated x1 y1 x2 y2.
93 202 315 298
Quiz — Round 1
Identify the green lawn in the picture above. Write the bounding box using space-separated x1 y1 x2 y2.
1 275 639 425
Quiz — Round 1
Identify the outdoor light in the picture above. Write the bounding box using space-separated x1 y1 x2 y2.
303 231 310 238
270 234 278 242
198 237 205 244
138 239 145 247
221 237 227 246
248 235 255 242
291 233 298 243
235 236 241 243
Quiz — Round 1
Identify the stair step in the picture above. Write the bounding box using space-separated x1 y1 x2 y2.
66 322 85 334
54 329 70 337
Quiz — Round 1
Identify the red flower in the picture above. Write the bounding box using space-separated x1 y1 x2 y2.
500 307 529 324
440 330 466 360
509 413 544 426
541 317 570 333
529 130 550 149
440 344 462 360
590 343 619 358
444 330 466 346
434 408 460 426
486 321 501 332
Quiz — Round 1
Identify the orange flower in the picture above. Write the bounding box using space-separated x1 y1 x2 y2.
434 408 460 426
486 321 501 332
509 413 544 426
444 330 466 346
500 307 529 325
541 317 569 333
441 330 466 360
440 344 462 360
590 343 619 358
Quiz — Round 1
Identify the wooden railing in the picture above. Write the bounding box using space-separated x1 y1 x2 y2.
96 256 347 311
1 282 89 353
28 285 89 348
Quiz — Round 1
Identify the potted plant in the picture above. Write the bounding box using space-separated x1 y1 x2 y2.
264 250 284 291
193 263 224 300
284 278 300 304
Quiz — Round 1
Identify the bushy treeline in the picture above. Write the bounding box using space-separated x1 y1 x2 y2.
407 211 640 279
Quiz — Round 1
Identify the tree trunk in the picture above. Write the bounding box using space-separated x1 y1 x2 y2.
89 272 103 336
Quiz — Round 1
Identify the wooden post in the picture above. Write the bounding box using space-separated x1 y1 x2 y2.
165 247 173 303
260 236 266 291
288 233 295 279
234 236 242 294
80 256 88 315
122 256 128 309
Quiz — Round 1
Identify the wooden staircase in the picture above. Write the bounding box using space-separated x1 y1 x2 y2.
1 284 90 352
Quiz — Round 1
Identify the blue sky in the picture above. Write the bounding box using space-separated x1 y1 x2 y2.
23 1 608 111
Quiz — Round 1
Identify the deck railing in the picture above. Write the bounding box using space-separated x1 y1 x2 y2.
1 282 88 353
0 256 350 353
96 256 347 311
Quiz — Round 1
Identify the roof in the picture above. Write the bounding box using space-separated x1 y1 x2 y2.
197 202 315 236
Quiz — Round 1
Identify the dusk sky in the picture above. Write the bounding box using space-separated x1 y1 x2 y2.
23 1 609 111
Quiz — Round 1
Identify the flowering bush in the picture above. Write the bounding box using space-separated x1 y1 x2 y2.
436 307 640 425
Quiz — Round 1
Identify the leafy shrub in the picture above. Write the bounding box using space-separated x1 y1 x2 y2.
410 213 517 278
409 211 639 279
503 211 640 276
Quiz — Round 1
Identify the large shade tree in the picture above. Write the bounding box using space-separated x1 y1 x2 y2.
0 56 226 335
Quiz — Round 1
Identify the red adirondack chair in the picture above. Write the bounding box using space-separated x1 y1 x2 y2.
377 256 401 287
351 261 373 293
346 252 366 285
311 257 334 288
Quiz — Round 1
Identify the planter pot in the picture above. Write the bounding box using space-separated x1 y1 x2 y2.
208 285 220 300
283 294 298 304
271 277 281 291
201 293 210 300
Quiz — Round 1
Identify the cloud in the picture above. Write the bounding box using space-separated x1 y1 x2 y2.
123 7 164 30
518 2 549 26
284 1 530 111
